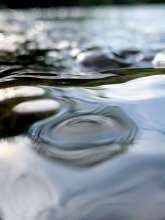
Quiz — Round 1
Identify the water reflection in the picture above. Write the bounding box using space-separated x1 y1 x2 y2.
0 86 45 101
0 137 58 220
0 5 165 220
1 69 165 219
0 86 58 137
152 52 165 67
13 99 60 114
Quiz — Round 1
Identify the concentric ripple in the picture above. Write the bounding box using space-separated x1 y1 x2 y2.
29 106 137 165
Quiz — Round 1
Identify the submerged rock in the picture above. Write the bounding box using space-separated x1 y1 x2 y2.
77 50 131 72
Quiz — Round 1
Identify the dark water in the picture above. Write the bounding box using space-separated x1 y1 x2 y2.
1 5 165 220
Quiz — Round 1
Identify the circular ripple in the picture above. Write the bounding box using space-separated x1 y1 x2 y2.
30 106 137 165
46 115 126 150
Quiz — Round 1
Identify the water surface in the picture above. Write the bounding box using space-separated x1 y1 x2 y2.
0 5 165 220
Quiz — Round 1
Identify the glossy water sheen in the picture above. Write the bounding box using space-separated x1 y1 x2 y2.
0 5 165 220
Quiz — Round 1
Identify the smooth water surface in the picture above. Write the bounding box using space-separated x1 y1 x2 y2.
0 5 165 220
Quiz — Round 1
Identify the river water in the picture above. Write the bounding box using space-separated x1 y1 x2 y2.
0 5 165 220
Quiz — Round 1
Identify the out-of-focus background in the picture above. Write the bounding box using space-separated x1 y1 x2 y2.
0 0 164 8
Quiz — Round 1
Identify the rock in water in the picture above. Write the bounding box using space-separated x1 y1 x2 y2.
77 50 130 72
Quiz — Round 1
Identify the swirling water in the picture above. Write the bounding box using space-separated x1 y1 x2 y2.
0 5 165 220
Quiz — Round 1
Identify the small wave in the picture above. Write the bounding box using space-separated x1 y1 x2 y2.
29 105 137 166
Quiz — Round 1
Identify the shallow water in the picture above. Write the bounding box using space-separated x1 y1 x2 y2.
0 5 165 220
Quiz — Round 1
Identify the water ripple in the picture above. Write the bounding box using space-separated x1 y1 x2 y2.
0 6 165 220
29 105 137 166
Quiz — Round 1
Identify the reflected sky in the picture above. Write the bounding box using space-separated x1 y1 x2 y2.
0 74 165 219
